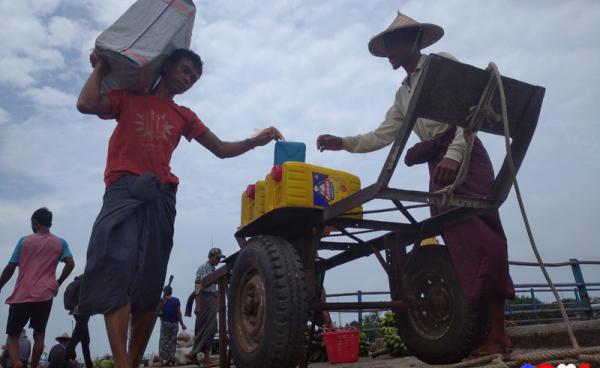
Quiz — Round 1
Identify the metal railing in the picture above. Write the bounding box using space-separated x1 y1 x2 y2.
505 259 600 324
325 258 600 326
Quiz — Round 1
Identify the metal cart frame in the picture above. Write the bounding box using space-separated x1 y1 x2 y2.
202 54 545 367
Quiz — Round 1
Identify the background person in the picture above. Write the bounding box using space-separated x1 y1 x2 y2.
0 330 31 368
187 248 225 366
158 286 186 366
0 208 75 368
47 334 74 368
61 275 92 368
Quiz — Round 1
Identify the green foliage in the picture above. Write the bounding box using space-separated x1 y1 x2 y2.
99 358 114 368
506 295 543 306
375 312 408 357
378 311 395 328
381 326 408 357
506 295 581 322
361 312 380 341
359 332 369 357
349 320 361 328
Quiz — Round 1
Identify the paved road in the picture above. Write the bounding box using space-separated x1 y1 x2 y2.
179 356 423 368
309 356 422 367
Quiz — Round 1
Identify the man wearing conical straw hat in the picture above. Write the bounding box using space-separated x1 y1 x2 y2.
317 12 514 357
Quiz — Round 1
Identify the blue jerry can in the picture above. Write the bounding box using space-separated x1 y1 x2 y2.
274 141 306 166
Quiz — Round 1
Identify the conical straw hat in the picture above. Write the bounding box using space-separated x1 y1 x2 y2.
55 332 71 342
368 12 444 57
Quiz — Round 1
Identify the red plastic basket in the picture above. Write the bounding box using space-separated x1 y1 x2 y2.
322 327 360 364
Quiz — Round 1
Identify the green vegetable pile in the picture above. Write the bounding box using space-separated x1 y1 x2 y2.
372 311 408 358
359 332 369 357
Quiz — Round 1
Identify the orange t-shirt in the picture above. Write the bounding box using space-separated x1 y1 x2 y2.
102 90 209 187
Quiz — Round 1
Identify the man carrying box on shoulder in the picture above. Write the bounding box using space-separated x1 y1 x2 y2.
76 48 283 368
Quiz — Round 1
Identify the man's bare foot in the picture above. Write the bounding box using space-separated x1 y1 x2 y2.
471 337 512 358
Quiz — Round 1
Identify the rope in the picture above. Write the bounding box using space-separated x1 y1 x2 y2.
420 62 600 367
509 346 600 363
416 354 505 368
579 354 600 363
489 61 580 350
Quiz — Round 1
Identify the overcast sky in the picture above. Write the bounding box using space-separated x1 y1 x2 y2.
0 0 599 358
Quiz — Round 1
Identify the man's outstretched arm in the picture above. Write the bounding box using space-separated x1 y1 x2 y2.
0 263 17 293
76 53 112 116
195 127 283 159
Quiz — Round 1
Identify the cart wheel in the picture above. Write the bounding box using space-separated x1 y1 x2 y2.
228 236 308 368
396 246 488 364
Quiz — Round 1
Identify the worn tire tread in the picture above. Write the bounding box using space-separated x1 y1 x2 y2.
228 236 308 368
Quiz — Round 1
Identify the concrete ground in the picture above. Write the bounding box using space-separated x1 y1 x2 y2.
176 320 600 367
309 356 422 368
177 356 422 368
309 320 600 367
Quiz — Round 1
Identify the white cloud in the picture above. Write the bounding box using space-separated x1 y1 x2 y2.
0 108 9 125
29 0 62 15
20 86 76 107
78 0 134 27
47 16 87 49
0 1 100 89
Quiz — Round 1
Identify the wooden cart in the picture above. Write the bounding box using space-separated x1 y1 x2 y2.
202 55 545 367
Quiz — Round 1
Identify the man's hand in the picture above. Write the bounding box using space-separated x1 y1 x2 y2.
194 307 201 317
433 157 460 186
316 134 342 151
90 51 110 74
0 263 17 293
77 53 112 115
252 126 284 147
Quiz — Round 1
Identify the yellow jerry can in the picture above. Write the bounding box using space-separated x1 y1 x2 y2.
253 180 267 220
240 184 256 227
265 162 362 218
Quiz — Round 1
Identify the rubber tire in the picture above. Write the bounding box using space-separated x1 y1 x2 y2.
228 236 308 368
395 246 488 364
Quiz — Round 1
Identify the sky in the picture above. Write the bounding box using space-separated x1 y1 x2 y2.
0 0 599 358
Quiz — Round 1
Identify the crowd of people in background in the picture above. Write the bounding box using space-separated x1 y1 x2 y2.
0 207 228 368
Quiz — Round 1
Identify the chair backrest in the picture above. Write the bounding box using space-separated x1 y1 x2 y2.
414 55 545 138
377 55 545 206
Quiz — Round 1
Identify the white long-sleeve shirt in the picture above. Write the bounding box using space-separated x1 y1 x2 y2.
341 52 466 163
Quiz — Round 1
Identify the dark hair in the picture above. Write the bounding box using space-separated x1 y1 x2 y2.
163 286 173 295
164 48 203 77
31 207 52 227
384 27 423 48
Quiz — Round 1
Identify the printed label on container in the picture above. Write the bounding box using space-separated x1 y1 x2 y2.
313 172 335 207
